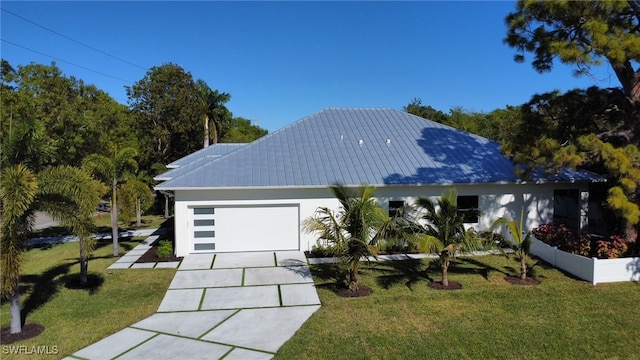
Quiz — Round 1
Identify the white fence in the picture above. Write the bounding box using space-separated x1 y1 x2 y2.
530 238 640 285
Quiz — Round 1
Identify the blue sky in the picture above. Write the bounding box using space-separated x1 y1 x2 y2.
1 1 617 132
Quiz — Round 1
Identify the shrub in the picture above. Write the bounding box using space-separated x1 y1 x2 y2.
156 240 173 259
596 235 628 259
309 243 340 257
532 223 591 256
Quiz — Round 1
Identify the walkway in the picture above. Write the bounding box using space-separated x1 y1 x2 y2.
67 251 321 360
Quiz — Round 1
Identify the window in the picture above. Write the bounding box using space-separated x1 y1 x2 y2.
554 189 580 230
194 207 215 215
194 243 215 251
388 200 405 217
457 196 479 223
194 219 215 227
194 231 215 238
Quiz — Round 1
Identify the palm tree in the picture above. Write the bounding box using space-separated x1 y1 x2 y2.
491 210 533 280
196 79 231 146
304 184 387 291
1 164 102 334
83 147 138 257
414 188 483 287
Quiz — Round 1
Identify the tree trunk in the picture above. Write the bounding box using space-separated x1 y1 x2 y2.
348 268 358 292
111 176 120 257
520 254 527 280
10 284 21 334
136 197 142 228
211 120 219 145
441 256 449 287
164 194 169 218
203 114 210 148
80 238 88 286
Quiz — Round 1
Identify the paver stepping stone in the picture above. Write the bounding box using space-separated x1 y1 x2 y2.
213 252 276 268
201 286 280 310
275 251 308 267
73 328 156 360
116 255 141 263
155 261 180 268
158 289 203 312
108 262 132 269
223 348 274 360
117 334 231 360
244 266 313 285
179 253 215 269
132 310 236 338
130 262 155 269
169 268 242 288
280 283 321 306
201 305 320 353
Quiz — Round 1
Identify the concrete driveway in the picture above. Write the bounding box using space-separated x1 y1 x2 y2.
69 251 320 360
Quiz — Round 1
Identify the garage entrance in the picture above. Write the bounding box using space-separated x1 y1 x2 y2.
189 204 300 253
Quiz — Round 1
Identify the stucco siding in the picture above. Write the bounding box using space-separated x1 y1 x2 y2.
172 182 588 256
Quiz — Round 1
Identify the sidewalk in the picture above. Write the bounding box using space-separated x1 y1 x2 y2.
68 251 321 360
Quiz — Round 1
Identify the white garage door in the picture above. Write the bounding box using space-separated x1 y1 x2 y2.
190 204 300 252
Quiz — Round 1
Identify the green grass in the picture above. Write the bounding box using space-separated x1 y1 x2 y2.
0 238 176 359
275 255 640 360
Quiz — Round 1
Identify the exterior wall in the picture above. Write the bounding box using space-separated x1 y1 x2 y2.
172 182 589 256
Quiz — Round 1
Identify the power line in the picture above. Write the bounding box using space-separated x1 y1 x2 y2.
1 38 133 84
1 8 147 71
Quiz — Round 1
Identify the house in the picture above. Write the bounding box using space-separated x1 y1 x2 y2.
155 108 604 257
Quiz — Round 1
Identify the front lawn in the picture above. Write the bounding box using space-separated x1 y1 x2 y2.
276 255 640 360
0 238 176 359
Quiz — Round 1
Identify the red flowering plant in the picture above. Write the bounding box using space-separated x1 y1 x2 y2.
596 235 628 259
532 223 587 254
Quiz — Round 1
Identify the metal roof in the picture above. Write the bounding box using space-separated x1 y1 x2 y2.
156 143 246 181
155 108 604 190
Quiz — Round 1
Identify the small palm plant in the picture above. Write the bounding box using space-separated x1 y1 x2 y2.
414 188 483 287
303 184 387 292
491 210 533 280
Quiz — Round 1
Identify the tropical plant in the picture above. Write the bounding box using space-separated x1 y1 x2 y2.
303 184 387 292
83 147 138 256
491 210 533 280
1 164 102 334
414 188 484 287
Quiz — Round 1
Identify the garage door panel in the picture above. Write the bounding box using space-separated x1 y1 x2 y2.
190 204 300 253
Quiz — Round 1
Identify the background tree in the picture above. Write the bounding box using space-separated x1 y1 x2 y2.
504 0 640 241
196 79 232 147
118 178 154 227
220 117 269 143
127 63 208 169
1 165 101 334
1 60 136 168
83 148 138 257
414 188 485 287
404 98 522 143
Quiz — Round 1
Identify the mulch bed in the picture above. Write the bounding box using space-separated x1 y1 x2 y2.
334 285 373 298
0 323 45 344
428 280 463 290
504 275 540 285
135 244 183 263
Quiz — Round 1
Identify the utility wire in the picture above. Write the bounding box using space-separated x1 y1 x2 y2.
1 38 133 84
1 8 147 71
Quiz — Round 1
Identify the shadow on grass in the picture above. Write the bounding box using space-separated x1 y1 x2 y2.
18 256 110 325
460 257 509 280
309 263 348 290
370 258 433 290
